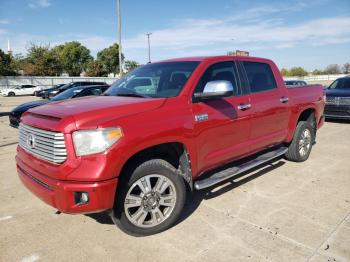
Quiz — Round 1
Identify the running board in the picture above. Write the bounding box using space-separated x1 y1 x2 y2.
194 147 288 190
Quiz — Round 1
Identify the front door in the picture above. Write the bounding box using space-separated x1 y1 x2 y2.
192 61 252 176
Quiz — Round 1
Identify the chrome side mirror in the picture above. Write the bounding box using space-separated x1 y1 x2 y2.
194 80 234 101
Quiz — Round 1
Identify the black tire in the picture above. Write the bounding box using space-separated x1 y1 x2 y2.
8 92 15 97
110 159 186 236
285 121 315 162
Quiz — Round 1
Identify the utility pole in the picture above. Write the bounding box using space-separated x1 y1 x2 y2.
146 33 152 63
7 39 12 55
117 0 123 76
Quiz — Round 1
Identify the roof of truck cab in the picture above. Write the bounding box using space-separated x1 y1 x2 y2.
157 56 273 63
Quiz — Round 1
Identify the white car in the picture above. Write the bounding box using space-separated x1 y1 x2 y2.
1 85 42 96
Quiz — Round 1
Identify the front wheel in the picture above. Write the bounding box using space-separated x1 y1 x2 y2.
8 92 15 97
111 159 186 236
285 121 315 162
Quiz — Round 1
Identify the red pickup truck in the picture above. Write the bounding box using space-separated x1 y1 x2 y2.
16 56 325 236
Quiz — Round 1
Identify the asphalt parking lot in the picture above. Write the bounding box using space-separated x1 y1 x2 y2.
0 96 349 262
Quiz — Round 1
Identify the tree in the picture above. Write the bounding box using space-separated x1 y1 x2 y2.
53 41 93 76
124 60 140 73
85 61 106 77
280 68 289 76
342 63 350 74
97 43 124 75
25 44 62 76
0 49 17 76
312 69 324 75
324 64 341 74
288 67 308 77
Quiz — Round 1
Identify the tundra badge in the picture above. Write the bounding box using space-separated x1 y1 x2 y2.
195 114 209 122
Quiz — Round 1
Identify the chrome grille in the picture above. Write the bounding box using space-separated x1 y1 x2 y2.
326 96 350 106
326 96 337 105
19 124 67 164
339 97 350 106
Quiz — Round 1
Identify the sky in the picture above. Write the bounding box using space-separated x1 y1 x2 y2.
0 0 349 70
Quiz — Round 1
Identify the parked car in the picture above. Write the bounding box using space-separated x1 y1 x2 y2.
0 85 41 96
43 81 107 99
324 76 350 120
9 85 109 128
16 56 325 236
35 84 66 97
284 80 307 87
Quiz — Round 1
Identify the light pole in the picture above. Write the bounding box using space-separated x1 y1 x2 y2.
117 0 123 76
231 38 235 55
146 33 152 63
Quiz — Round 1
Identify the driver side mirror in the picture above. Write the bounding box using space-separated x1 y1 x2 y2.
194 80 234 101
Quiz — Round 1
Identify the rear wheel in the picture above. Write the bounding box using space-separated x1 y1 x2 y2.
285 121 314 162
8 92 15 97
111 159 186 236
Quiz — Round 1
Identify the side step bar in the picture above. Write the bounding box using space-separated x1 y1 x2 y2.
194 147 288 190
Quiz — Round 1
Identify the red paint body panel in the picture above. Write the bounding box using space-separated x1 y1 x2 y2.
16 154 117 214
16 56 325 214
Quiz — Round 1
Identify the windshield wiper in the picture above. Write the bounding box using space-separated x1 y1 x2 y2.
116 93 150 98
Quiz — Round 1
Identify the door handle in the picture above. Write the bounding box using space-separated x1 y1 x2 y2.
237 103 252 110
280 97 289 103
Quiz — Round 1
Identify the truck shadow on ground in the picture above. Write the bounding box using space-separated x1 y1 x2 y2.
177 159 286 225
86 159 286 227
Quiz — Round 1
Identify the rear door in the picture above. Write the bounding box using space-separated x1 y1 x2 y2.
240 61 290 152
18 86 30 95
192 61 252 174
26 85 35 95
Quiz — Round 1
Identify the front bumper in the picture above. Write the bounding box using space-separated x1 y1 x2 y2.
324 105 350 119
16 154 118 214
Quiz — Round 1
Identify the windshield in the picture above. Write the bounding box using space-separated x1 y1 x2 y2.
105 62 199 98
328 78 350 89
51 86 83 101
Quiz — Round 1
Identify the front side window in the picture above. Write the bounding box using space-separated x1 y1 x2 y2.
76 88 103 97
51 86 83 101
105 62 199 98
194 61 239 95
243 62 277 93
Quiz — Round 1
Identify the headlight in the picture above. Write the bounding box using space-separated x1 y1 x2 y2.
72 127 123 156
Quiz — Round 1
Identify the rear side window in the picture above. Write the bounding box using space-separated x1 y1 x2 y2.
243 62 277 93
194 61 239 96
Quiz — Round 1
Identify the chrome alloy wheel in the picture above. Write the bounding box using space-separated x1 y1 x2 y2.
299 129 312 157
124 174 177 228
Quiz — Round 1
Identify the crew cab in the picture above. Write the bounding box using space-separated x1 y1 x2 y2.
16 56 325 236
1 85 41 96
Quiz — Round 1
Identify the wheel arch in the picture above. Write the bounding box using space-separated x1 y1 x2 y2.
287 107 316 142
117 141 194 192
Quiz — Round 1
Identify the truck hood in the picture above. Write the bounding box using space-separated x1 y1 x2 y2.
28 96 166 130
325 88 350 97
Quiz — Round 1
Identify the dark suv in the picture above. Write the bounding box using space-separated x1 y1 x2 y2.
43 81 106 99
324 76 350 120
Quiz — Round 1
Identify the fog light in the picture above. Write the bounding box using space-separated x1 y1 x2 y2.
74 192 89 205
